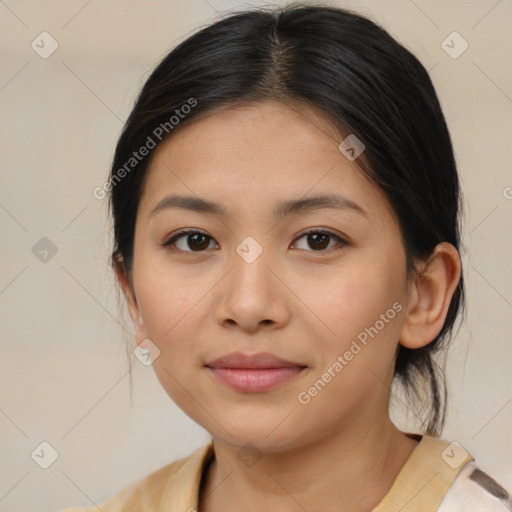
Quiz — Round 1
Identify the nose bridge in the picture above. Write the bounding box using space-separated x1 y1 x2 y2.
230 235 274 297
215 235 289 329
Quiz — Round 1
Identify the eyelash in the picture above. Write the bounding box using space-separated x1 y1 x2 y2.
161 228 348 254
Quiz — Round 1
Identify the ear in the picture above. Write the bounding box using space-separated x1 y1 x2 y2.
114 257 147 346
400 242 461 349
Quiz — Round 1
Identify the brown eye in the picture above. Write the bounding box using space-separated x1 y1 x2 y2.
293 229 347 252
162 228 347 254
163 230 217 252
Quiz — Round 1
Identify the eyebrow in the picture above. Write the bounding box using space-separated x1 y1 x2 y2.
149 193 368 219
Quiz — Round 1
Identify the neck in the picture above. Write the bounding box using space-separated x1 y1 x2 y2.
199 416 420 512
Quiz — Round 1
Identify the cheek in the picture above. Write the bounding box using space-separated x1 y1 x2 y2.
135 275 205 406
319 261 395 322
312 256 405 361
134 268 205 360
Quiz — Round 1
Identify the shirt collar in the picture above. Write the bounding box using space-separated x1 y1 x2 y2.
161 434 473 511
160 439 214 509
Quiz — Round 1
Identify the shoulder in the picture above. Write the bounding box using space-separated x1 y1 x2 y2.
439 460 512 512
57 442 213 512
375 433 511 512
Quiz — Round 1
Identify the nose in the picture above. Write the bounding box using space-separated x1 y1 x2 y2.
214 241 291 333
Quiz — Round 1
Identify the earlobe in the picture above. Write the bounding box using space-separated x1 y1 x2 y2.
399 242 461 349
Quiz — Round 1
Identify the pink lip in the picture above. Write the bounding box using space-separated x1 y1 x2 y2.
205 351 307 392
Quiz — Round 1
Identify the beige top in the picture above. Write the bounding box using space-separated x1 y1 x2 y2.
60 434 477 511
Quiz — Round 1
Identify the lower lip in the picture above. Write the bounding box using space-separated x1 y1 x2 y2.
207 367 306 392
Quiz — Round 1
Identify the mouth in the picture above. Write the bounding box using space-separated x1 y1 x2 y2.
204 351 308 392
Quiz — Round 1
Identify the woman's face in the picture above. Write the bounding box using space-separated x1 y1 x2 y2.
124 100 414 451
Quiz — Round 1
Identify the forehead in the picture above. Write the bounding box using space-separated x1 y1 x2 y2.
138 101 394 225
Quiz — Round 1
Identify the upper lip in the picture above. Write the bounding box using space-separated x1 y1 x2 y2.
205 351 306 369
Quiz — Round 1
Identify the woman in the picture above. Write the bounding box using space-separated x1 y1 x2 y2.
62 4 511 511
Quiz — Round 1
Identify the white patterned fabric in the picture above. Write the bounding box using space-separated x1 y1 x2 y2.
439 461 512 511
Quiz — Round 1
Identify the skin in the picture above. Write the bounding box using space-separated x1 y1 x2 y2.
116 100 461 511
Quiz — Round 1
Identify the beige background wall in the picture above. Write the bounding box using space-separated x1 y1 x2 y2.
0 1 511 510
